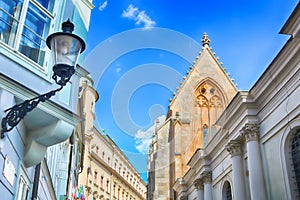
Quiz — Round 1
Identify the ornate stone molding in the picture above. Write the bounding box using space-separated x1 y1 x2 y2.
193 178 204 190
85 185 92 195
201 171 212 183
240 123 260 142
93 190 99 199
226 140 243 157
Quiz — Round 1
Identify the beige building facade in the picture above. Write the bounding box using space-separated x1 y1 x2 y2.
77 77 147 200
147 3 300 200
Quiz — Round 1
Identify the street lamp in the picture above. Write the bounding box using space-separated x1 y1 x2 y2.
1 19 86 138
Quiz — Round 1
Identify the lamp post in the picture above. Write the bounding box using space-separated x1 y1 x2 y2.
1 19 86 138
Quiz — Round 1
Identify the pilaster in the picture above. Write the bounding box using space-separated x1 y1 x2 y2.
193 178 204 190
226 139 246 200
240 123 267 200
193 178 204 200
201 171 212 200
241 123 259 142
202 171 212 183
226 139 243 157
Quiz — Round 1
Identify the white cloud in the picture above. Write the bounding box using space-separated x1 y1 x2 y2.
122 4 138 19
135 115 165 154
122 4 156 30
99 1 108 11
136 11 156 30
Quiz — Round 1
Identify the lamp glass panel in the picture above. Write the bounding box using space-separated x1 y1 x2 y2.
50 34 83 67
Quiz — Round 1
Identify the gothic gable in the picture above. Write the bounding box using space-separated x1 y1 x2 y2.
167 33 238 180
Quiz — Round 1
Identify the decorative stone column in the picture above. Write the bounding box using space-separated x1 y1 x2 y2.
202 171 213 200
241 124 267 200
193 178 204 200
226 139 247 200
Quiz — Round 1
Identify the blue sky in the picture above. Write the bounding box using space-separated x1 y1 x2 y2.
84 0 298 182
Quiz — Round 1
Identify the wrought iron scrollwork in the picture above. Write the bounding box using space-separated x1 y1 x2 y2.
52 64 75 86
1 86 63 138
0 19 83 138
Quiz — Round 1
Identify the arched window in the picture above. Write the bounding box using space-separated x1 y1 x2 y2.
222 181 232 200
291 129 300 197
87 167 92 179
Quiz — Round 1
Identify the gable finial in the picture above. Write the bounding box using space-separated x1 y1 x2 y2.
201 32 210 46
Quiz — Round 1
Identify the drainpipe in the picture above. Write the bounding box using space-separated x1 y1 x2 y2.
31 163 41 200
66 134 74 198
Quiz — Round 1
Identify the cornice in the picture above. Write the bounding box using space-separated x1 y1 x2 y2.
251 14 300 103
187 148 205 167
81 0 95 10
76 64 90 78
280 2 300 37
216 91 257 130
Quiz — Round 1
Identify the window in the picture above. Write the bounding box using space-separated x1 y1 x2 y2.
113 184 116 196
292 129 300 197
16 176 29 200
0 0 20 45
106 180 109 193
203 124 208 146
222 181 232 200
101 176 104 188
94 171 98 184
0 0 55 67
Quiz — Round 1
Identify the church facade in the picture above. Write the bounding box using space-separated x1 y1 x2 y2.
147 3 300 200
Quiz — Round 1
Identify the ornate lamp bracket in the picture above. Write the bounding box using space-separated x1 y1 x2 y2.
0 19 85 138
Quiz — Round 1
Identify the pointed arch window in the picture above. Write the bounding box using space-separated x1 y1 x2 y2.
194 80 226 147
222 181 232 200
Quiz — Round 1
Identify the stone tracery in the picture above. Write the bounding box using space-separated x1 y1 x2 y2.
194 80 225 147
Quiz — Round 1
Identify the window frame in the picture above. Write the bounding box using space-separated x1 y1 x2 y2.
280 120 300 200
0 0 57 77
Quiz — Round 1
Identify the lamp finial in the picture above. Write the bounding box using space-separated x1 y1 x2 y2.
62 19 74 33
